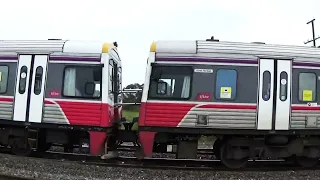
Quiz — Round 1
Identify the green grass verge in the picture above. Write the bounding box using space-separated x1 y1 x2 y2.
122 109 139 122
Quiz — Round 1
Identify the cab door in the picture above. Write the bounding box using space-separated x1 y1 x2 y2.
257 59 292 130
13 54 48 123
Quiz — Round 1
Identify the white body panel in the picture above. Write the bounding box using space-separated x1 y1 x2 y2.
29 55 49 123
154 40 320 60
63 41 105 54
13 55 33 122
141 52 156 102
275 60 292 130
156 41 197 54
257 59 274 130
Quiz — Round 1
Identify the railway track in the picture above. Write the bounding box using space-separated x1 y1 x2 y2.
0 173 37 180
26 150 318 172
0 145 319 172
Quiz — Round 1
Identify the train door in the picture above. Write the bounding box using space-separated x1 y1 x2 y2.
13 54 48 123
257 59 292 130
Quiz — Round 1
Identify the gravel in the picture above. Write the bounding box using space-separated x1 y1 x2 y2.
0 153 319 180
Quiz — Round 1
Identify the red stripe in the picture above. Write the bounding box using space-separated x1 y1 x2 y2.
292 106 320 110
0 97 14 102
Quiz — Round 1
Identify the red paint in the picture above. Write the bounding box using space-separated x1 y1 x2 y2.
292 106 320 110
196 93 211 101
0 97 13 102
142 102 257 127
49 90 60 97
139 131 156 157
138 102 147 126
44 100 102 126
89 132 107 155
145 102 195 127
100 103 110 127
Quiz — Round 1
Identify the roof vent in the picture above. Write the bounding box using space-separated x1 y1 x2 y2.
113 41 118 47
251 42 265 44
48 39 62 40
206 36 219 42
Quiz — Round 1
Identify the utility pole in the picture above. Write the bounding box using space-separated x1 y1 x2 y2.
304 19 320 47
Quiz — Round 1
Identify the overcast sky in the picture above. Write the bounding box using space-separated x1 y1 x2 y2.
0 0 319 86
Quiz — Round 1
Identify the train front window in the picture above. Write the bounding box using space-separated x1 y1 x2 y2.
63 66 102 98
149 66 192 100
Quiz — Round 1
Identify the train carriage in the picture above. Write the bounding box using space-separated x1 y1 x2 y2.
137 38 320 168
0 40 122 157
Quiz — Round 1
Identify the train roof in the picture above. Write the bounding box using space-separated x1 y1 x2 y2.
150 40 320 60
0 40 118 54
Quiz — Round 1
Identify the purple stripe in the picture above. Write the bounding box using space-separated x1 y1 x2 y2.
156 57 258 64
293 62 320 67
50 56 101 62
0 56 18 60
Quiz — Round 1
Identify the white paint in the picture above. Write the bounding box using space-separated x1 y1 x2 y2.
275 60 291 130
28 55 48 123
63 40 104 54
257 59 274 130
156 41 196 54
101 53 112 105
141 52 155 103
13 55 32 122
194 69 213 73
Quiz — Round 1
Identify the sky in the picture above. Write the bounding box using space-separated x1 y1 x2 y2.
0 0 319 86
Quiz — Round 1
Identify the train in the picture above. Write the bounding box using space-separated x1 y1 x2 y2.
0 40 122 158
136 37 320 169
2 38 320 169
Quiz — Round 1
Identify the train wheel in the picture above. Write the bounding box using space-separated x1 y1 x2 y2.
213 139 221 160
220 141 248 169
295 156 319 168
11 137 32 156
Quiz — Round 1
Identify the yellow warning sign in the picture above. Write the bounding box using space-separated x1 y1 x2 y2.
220 87 232 99
303 90 313 101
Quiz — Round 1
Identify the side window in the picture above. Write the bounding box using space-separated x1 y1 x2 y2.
0 66 8 94
149 66 192 99
33 66 43 95
63 66 102 98
118 67 122 91
19 66 28 94
117 67 122 103
262 71 271 101
109 61 114 93
215 69 237 100
299 72 316 102
279 71 288 101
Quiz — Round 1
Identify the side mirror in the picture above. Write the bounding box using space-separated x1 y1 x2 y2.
85 82 95 95
157 81 167 95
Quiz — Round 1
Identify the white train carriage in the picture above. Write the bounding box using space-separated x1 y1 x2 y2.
137 38 320 168
0 40 123 156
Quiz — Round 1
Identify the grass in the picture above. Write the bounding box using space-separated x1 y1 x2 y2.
122 109 139 122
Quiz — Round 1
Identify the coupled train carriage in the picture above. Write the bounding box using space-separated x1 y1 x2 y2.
136 39 320 169
0 40 123 157
3 38 320 170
